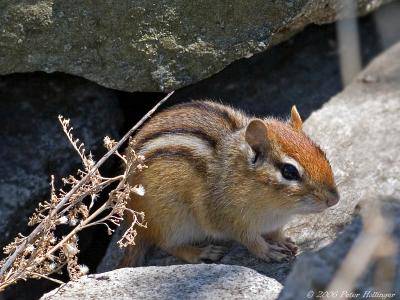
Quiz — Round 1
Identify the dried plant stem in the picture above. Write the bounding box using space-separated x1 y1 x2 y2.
46 202 109 258
30 272 65 285
0 91 174 279
57 176 119 217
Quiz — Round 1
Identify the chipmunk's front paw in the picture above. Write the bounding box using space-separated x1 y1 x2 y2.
264 232 298 256
260 243 292 262
277 237 298 255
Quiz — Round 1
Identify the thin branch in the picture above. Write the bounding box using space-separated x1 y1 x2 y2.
0 91 174 278
29 272 65 285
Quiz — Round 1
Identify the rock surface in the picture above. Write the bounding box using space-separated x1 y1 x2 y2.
167 8 398 119
0 0 390 92
41 265 283 300
0 72 122 250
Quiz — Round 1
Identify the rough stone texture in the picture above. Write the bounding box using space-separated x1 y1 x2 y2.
0 72 123 250
41 265 283 300
98 231 294 283
0 0 390 92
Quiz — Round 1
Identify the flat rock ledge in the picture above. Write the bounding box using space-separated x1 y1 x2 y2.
41 264 282 300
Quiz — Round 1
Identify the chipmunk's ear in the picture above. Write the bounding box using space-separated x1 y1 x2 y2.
290 105 302 130
245 119 268 163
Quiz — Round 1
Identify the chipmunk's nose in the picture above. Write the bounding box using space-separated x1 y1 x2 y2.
326 190 340 207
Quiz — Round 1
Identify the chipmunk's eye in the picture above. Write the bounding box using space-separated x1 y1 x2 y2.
281 163 300 181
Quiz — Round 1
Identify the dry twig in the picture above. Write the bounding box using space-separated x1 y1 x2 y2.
0 92 174 291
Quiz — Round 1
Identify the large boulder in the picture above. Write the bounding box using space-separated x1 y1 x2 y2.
0 0 390 92
41 265 283 300
168 6 396 119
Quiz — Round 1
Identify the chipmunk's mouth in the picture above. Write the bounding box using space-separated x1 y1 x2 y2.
297 196 327 214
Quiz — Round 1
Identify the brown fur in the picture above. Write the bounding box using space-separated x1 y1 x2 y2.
123 101 339 265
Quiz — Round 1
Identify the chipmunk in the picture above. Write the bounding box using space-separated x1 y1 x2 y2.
122 101 339 266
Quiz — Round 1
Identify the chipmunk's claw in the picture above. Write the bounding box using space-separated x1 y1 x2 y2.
264 234 298 257
255 242 291 262
278 237 298 255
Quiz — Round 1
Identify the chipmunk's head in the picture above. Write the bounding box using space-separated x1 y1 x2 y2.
244 106 339 214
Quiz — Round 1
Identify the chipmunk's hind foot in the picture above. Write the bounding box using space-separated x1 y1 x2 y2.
167 244 226 264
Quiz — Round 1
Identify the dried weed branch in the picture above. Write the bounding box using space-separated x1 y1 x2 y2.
0 92 174 291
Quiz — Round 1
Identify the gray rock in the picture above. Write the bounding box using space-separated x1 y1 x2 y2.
41 264 283 300
98 234 292 283
0 73 123 249
0 0 390 92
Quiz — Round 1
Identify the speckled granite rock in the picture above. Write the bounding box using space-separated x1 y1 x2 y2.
0 0 390 92
41 264 283 300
